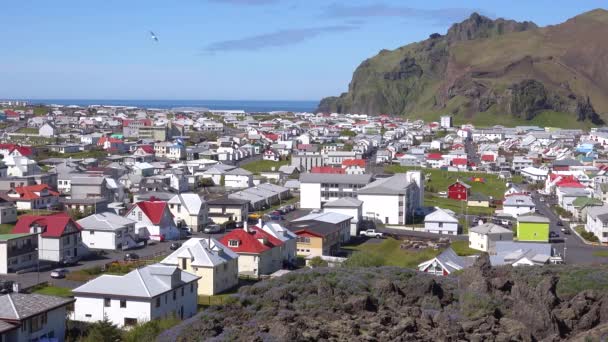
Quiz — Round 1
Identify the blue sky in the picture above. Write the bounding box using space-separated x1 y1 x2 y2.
0 0 605 101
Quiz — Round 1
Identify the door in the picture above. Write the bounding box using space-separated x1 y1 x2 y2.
74 248 78 257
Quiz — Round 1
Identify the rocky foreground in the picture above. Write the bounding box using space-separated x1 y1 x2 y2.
159 255 608 341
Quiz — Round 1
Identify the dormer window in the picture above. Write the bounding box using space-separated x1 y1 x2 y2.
228 239 240 247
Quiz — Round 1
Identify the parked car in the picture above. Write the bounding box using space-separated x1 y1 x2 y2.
360 229 384 238
50 268 69 279
438 191 448 198
204 224 221 234
235 221 244 228
557 221 563 226
60 256 80 266
561 227 571 235
265 214 283 221
124 253 140 262
549 231 559 238
248 213 262 220
169 242 182 251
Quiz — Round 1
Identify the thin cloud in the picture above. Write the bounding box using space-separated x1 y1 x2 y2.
203 25 357 53
208 0 282 5
325 3 484 24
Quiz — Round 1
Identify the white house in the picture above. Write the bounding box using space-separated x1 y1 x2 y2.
586 205 608 243
125 201 180 241
299 173 372 210
0 293 74 342
520 167 548 183
261 222 298 265
224 168 254 188
168 193 208 232
322 197 363 237
423 208 459 235
468 223 514 253
72 264 199 327
160 238 239 296
38 122 57 138
77 212 142 251
0 233 38 274
502 195 535 217
0 201 17 224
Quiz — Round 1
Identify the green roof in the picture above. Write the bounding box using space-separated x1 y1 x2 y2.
0 233 33 241
572 197 603 208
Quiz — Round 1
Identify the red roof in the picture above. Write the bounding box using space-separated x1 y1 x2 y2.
219 226 283 254
481 154 495 162
138 145 154 154
4 110 18 117
13 213 81 238
11 184 58 200
311 166 345 174
452 158 468 166
427 153 443 160
131 201 168 224
0 144 33 156
342 159 365 167
97 136 123 145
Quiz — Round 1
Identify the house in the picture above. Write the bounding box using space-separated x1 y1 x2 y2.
224 168 254 189
490 241 553 266
357 172 424 225
586 205 608 243
417 247 476 276
263 149 280 161
0 233 38 274
261 222 298 266
168 193 208 232
467 192 491 207
207 196 249 225
299 173 372 209
160 238 238 295
468 223 513 253
125 201 180 241
447 180 471 201
72 264 199 327
322 197 363 237
0 293 75 342
3 184 60 210
503 195 535 217
516 214 550 242
423 208 459 235
12 213 85 263
572 197 603 222
341 159 366 175
291 211 352 244
219 224 283 278
520 167 548 183
0 200 17 224
38 122 57 138
77 212 142 251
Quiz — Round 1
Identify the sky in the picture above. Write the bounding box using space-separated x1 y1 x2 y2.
0 0 605 101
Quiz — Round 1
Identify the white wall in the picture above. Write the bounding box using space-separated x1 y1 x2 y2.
503 205 535 217
468 231 489 252
424 221 458 235
81 230 117 250
358 194 400 225
300 183 321 209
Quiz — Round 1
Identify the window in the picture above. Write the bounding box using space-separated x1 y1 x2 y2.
120 300 127 308
173 291 176 300
90 231 95 235
156 297 161 307
124 318 138 326
181 258 187 269
104 298 111 307
85 314 92 318
138 212 142 220
228 239 239 247
181 287 184 297
297 237 311 244
190 283 194 293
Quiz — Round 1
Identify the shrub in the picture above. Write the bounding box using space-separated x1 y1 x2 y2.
344 252 384 267
79 317 122 342
122 317 181 342
308 256 328 268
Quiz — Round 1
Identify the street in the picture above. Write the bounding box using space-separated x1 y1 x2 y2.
531 192 608 264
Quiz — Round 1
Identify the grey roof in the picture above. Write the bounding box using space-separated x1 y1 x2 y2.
469 223 513 235
424 208 458 223
207 196 249 206
0 293 74 321
503 195 535 207
292 211 352 224
587 205 608 222
73 264 199 298
357 174 412 195
0 321 16 334
71 176 106 185
468 192 490 202
516 214 550 223
161 238 237 268
323 197 363 208
168 193 205 216
225 168 253 176
490 241 552 266
262 222 297 242
418 247 476 273
299 173 372 185
77 212 136 231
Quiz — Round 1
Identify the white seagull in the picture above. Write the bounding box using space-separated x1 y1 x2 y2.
149 31 159 42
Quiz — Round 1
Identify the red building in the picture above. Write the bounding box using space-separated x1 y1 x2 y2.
447 180 471 201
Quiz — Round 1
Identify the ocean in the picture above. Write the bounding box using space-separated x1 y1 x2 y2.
23 99 318 113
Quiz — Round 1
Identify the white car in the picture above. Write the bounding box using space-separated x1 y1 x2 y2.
50 268 69 279
438 191 448 198
204 224 221 234
360 229 384 238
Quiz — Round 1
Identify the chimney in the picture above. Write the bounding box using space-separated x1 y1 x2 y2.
258 218 263 228
243 221 249 233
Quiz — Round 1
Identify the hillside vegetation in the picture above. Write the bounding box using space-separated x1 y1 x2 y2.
318 9 608 127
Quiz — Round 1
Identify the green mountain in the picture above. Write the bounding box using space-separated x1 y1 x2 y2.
318 10 608 127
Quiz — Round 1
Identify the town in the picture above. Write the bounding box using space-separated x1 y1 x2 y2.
0 101 608 340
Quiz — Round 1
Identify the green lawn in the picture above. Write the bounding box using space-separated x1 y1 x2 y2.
450 241 480 256
241 159 289 174
344 238 441 269
16 127 39 134
32 285 73 297
0 224 14 234
425 195 496 216
592 250 608 257
18 210 60 218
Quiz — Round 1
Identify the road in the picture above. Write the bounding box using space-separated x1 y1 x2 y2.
531 192 608 264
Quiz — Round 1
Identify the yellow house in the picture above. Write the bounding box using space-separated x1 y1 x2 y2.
160 237 239 295
294 224 342 257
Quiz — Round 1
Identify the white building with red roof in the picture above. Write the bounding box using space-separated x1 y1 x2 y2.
219 224 283 278
125 201 179 241
12 212 86 262
3 184 59 210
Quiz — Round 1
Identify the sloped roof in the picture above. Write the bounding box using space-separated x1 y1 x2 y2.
9 184 58 201
516 214 550 223
168 193 205 216
323 197 363 208
0 293 74 321
77 212 136 231
13 213 81 238
219 226 283 254
418 247 476 274
357 174 412 195
132 201 168 224
469 223 512 235
424 208 458 223
161 238 238 268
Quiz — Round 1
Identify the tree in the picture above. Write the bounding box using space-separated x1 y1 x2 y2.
308 256 328 268
80 317 122 342
219 175 226 187
340 129 357 138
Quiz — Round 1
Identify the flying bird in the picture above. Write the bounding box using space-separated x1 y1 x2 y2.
149 31 159 42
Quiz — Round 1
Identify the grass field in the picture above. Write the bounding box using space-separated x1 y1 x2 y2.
343 238 441 269
32 285 73 297
16 127 39 134
450 241 480 256
241 159 289 174
425 195 496 216
592 250 608 258
0 224 14 234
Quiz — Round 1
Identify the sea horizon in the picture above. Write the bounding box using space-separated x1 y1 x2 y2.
19 99 319 113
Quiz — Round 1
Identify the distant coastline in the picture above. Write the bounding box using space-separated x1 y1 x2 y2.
20 99 317 113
